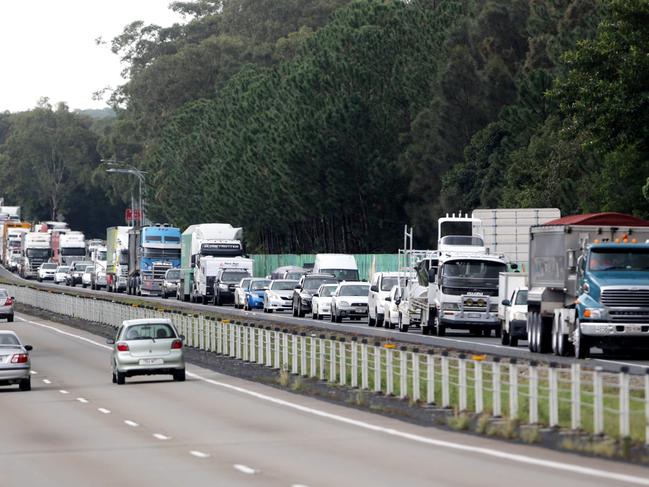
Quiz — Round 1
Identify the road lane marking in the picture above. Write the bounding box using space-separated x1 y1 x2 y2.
190 451 210 459
76 397 89 404
153 433 171 440
124 420 139 427
98 408 111 414
42 379 51 384
292 484 309 487
17 315 649 486
30 370 37 375
59 390 69 394
233 464 257 475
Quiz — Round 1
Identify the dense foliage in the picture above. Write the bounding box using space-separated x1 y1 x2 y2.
1 0 647 249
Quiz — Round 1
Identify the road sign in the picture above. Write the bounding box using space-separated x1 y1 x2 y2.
125 208 143 223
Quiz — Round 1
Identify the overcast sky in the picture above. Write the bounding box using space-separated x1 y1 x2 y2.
0 1 185 113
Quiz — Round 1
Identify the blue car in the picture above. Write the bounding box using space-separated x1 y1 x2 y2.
245 279 271 310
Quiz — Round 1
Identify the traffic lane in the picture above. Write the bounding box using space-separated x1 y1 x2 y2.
11 312 649 487
4 266 649 374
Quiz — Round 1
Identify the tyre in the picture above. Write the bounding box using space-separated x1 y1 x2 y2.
510 337 519 347
292 302 298 317
215 293 222 306
528 314 537 352
312 312 317 320
7 314 13 323
173 369 186 381
116 371 126 385
317 314 322 320
82 283 87 288
436 324 446 336
398 313 408 333
19 378 31 391
538 315 552 353
494 327 501 339
37 277 42 283
335 314 342 323
112 371 117 384
501 329 510 346
574 322 590 359
267 309 273 314
376 316 384 328
330 309 336 322
368 315 376 327
297 302 306 318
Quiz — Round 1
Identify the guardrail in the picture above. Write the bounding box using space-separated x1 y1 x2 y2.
8 283 649 446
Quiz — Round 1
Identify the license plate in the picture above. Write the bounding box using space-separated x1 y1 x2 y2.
467 313 481 318
355 307 367 313
626 325 642 333
139 358 164 365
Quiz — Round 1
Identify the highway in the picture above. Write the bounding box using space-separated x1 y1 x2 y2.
4 264 649 374
1 310 649 486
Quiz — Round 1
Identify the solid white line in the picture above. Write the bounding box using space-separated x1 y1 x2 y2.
59 390 69 394
42 379 51 384
76 397 89 404
30 370 37 375
233 464 257 475
98 408 111 414
292 484 309 487
17 314 649 486
124 420 139 427
598 359 649 369
153 433 171 441
189 450 210 459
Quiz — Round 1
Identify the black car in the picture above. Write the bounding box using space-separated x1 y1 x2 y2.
213 268 252 305
66 261 90 287
292 273 337 317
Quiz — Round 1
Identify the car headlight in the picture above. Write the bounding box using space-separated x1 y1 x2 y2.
513 312 527 321
218 283 229 290
266 291 278 299
584 308 606 320
442 302 460 310
339 301 350 307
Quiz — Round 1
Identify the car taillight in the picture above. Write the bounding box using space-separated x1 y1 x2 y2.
116 342 129 352
171 339 182 350
4 297 13 306
11 353 28 363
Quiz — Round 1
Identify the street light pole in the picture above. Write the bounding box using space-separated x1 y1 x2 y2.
103 159 147 226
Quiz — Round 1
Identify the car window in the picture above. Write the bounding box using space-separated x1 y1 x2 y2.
319 285 337 297
271 280 298 290
0 334 19 346
0 290 7 298
515 290 528 305
250 280 270 290
338 285 370 296
121 323 176 340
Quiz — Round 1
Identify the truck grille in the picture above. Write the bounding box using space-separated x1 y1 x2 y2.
153 264 171 280
462 296 488 312
443 287 498 297
601 289 649 308
609 311 649 324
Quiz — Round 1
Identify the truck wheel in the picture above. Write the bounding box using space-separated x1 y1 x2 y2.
574 323 590 359
398 313 408 333
501 329 510 346
293 303 298 317
528 314 537 352
368 315 376 327
494 327 501 339
538 316 552 353
376 315 384 328
510 336 518 347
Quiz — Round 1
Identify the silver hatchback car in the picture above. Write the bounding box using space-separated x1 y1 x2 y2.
107 318 185 384
0 331 32 391
0 288 14 322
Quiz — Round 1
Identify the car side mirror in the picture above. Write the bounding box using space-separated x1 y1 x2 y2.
370 285 379 292
385 297 391 302
106 338 115 345
179 335 186 341
501 299 511 307
24 345 33 351
313 293 319 297
395 298 401 305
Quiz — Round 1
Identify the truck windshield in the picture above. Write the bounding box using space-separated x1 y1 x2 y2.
61 248 86 256
201 243 242 257
442 260 506 279
439 236 484 246
322 269 359 281
222 271 250 283
118 249 129 265
97 251 107 261
143 248 181 259
515 290 528 305
26 249 51 258
589 248 649 271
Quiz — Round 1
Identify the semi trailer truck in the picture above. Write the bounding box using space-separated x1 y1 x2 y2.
127 225 181 296
527 212 649 358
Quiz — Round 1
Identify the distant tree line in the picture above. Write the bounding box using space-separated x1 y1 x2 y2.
0 0 647 249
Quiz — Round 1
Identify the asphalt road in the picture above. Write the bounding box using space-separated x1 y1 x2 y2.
1 310 648 487
3 266 649 374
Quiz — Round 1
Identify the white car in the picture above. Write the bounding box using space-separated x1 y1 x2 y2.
311 284 337 320
81 265 95 288
263 279 298 313
501 287 528 347
330 282 370 323
234 278 252 309
368 272 406 327
53 266 70 284
37 262 57 282
0 331 33 391
383 285 408 330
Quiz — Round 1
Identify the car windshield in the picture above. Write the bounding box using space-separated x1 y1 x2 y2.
250 280 270 290
75 264 89 271
84 267 95 273
381 276 406 291
339 285 370 296
285 271 305 280
322 269 359 281
121 323 176 340
222 271 250 283
515 290 528 305
271 280 298 291
589 248 649 271
319 285 337 297
0 334 19 346
97 250 107 261
42 263 57 269
239 278 252 288
166 269 180 280
57 267 70 272
304 277 338 290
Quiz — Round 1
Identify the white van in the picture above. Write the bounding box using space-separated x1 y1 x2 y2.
313 254 359 281
368 272 404 327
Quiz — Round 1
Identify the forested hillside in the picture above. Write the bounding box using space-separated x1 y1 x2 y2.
0 0 647 248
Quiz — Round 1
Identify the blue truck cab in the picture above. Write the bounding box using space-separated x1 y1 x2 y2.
127 225 181 296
